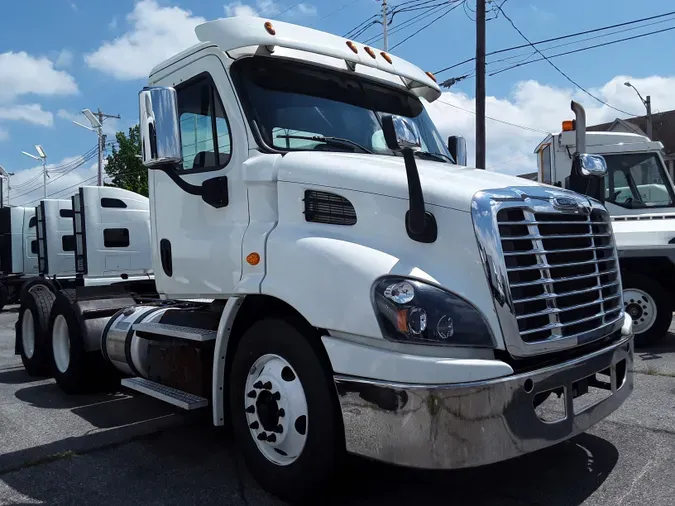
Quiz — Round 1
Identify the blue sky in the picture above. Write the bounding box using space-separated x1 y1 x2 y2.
0 0 673 203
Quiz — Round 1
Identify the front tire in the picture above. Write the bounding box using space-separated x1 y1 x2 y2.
48 289 120 394
17 282 56 376
229 319 344 503
622 272 673 347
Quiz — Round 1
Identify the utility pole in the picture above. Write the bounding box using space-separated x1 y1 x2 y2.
96 109 120 186
624 81 653 140
475 0 486 169
382 0 388 51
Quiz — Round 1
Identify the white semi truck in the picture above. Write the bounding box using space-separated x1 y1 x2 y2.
37 17 633 503
16 186 155 377
0 206 39 309
533 103 675 345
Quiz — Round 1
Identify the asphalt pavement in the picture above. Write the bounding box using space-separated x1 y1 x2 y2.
0 307 674 505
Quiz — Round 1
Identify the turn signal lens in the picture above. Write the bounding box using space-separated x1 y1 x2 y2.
264 21 276 35
246 252 261 266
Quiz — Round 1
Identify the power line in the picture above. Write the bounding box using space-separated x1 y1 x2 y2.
493 3 640 117
434 9 675 74
435 99 551 134
390 1 464 50
363 0 453 45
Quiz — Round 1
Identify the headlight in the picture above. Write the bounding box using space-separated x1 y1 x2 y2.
372 276 494 347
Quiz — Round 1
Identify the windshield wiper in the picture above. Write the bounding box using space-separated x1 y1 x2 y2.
276 135 373 154
414 151 453 163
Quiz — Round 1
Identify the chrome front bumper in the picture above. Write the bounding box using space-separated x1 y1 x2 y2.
334 333 633 469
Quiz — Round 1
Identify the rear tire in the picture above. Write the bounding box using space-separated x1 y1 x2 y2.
48 289 120 394
229 318 344 503
622 272 673 347
17 281 56 376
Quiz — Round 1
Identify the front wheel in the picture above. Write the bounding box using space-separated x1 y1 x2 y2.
622 272 673 347
229 319 344 503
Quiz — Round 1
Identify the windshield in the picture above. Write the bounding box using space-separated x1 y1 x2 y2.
231 57 452 161
604 152 675 209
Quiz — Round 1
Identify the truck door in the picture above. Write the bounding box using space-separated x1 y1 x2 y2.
150 53 249 298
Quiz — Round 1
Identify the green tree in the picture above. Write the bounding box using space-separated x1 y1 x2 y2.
105 125 148 197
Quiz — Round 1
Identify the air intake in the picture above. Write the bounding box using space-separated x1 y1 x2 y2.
304 190 357 226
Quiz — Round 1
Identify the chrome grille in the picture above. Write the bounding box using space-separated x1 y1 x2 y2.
497 207 622 343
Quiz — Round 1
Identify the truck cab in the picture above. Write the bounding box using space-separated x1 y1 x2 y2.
39 17 633 503
0 206 39 308
535 111 675 345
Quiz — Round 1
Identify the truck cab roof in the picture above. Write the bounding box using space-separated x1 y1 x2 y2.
536 130 664 155
149 16 441 102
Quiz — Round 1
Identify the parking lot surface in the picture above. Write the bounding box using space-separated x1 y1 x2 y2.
0 307 674 505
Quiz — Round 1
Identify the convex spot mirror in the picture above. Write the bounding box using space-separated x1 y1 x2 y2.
139 86 184 168
381 115 422 152
576 153 607 177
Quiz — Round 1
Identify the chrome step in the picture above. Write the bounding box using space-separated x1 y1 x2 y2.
121 377 208 410
132 322 217 342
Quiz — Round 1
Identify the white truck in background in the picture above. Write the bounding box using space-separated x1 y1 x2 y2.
533 103 675 346
35 17 633 503
0 206 39 309
16 186 155 377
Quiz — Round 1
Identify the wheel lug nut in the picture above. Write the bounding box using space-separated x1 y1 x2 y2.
257 432 268 441
267 434 277 443
272 391 281 401
262 381 272 390
247 390 257 399
275 424 283 434
246 405 255 414
277 408 285 417
249 421 259 430
253 381 263 389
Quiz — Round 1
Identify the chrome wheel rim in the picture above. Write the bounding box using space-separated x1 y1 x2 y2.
52 315 71 374
244 354 308 466
21 310 35 359
624 288 657 334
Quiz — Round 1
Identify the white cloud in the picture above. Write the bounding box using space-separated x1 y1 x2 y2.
54 49 74 68
425 75 675 175
224 0 317 18
69 1 77 11
85 0 204 80
109 16 118 30
0 128 8 141
0 51 78 103
10 156 99 206
0 104 53 126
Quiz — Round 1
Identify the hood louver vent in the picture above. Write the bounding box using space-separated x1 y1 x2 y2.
304 190 356 226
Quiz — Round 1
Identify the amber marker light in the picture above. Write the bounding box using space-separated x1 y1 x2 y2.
346 40 358 54
364 46 376 59
380 51 393 64
246 252 261 266
264 21 276 35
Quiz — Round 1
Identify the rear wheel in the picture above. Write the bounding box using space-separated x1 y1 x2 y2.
229 318 344 503
18 282 56 376
48 289 120 394
622 272 673 347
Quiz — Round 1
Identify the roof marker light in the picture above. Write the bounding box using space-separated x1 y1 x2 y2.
562 120 575 131
364 46 376 59
346 41 358 54
380 51 393 64
264 21 276 35
425 71 437 83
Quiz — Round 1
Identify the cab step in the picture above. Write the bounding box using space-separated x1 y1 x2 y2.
133 322 217 342
121 377 209 410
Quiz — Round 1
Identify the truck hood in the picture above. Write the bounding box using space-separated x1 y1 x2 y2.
276 151 540 212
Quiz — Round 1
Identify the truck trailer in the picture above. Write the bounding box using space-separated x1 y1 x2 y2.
37 17 634 503
533 102 675 345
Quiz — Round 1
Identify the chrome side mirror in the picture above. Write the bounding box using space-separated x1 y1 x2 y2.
381 115 422 152
447 135 467 166
138 87 183 168
576 153 607 177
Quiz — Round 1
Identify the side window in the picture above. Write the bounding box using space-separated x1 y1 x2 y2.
541 145 552 184
101 198 127 209
60 209 74 218
28 216 36 228
104 228 130 248
62 235 75 252
176 74 232 172
30 240 38 255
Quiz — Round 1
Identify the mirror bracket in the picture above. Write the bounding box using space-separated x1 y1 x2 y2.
201 176 229 208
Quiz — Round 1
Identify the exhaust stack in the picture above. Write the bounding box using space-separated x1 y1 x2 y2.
570 100 586 153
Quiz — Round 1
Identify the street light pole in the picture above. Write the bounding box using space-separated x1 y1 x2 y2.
475 0 486 169
624 81 653 140
382 0 388 51
0 166 13 208
21 146 47 199
75 108 120 186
